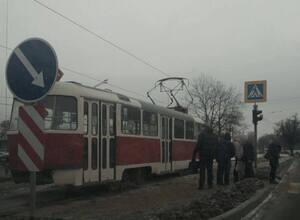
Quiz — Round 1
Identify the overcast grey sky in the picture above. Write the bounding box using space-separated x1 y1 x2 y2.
1 0 300 136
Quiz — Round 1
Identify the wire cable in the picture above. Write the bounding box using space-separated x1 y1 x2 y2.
0 96 13 99
2 41 300 105
32 0 170 77
5 0 9 120
0 102 12 106
0 44 12 50
60 66 100 82
0 44 168 105
107 82 168 105
59 66 168 105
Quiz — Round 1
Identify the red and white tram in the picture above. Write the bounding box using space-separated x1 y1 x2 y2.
8 81 201 186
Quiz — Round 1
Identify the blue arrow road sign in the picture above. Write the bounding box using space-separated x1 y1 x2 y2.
244 80 267 103
6 38 58 103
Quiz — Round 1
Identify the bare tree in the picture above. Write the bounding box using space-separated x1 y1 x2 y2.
274 113 300 156
188 74 244 136
257 134 276 153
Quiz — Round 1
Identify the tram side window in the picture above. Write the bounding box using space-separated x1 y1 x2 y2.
84 102 88 134
83 138 88 170
53 96 77 130
91 138 97 170
102 139 107 169
143 111 158 136
39 96 78 130
109 139 115 168
185 121 194 140
109 105 115 136
121 106 141 135
174 119 184 139
102 105 107 136
91 103 98 135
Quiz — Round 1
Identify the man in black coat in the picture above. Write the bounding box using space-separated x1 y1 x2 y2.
192 126 218 189
265 141 282 184
216 133 235 185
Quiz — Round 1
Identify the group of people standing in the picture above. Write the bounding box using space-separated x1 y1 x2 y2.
191 126 280 189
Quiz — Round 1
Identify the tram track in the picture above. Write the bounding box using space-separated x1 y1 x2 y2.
0 170 189 218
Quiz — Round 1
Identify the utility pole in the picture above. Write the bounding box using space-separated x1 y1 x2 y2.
253 104 258 168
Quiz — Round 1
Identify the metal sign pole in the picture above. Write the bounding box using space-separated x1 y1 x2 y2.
5 38 57 219
245 80 266 170
30 171 36 218
253 104 258 169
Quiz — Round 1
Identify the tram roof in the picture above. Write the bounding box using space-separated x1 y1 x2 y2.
50 81 194 121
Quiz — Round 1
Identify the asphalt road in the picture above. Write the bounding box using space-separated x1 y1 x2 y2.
245 158 300 220
0 156 291 219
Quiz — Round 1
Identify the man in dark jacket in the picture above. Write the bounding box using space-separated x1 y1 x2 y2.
216 133 235 185
192 126 218 189
266 141 281 184
243 139 255 178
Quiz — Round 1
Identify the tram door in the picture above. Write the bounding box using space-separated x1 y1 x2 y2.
161 116 172 172
100 102 116 181
83 100 100 183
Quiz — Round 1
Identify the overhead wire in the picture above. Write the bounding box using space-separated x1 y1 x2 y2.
107 82 148 99
60 66 100 82
4 40 300 103
261 118 275 125
1 1 299 108
5 0 9 120
0 44 12 50
2 41 300 107
2 1 299 125
31 0 170 77
0 96 13 99
267 96 300 103
60 66 169 105
1 0 172 106
0 102 12 106
0 44 168 106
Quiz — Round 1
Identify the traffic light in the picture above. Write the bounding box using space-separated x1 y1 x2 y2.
252 109 263 124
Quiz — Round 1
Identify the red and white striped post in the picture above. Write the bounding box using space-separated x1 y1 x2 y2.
18 104 47 217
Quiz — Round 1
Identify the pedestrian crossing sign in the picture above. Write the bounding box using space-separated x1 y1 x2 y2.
244 80 267 103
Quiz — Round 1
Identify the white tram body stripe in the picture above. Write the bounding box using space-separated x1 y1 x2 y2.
18 118 44 160
17 145 39 172
23 105 44 131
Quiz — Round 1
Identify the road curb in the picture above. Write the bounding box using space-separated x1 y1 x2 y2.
210 158 293 220
210 186 273 220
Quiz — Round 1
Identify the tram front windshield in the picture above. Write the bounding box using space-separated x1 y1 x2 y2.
10 96 78 131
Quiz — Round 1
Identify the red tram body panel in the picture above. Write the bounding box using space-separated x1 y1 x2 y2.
172 140 195 161
116 136 160 165
8 134 83 170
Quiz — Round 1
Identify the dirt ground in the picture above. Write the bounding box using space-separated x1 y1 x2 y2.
19 174 213 220
0 157 293 220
